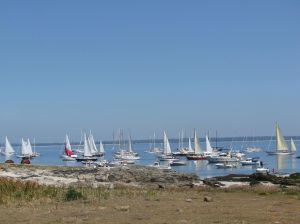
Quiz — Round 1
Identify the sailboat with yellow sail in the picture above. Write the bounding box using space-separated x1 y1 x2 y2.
267 123 296 155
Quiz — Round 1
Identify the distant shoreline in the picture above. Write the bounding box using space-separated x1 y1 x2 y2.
2 135 300 147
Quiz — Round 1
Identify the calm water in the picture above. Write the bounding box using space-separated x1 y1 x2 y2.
1 139 300 178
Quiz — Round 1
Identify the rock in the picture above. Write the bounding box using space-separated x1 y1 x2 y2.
5 160 14 164
176 208 183 213
115 205 130 212
21 158 30 164
204 196 213 202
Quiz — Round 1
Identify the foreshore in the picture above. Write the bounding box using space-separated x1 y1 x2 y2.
0 163 300 224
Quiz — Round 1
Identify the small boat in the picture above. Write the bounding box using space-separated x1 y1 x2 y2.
0 137 15 156
169 160 186 166
246 147 262 153
215 162 237 169
207 152 240 163
93 160 109 167
267 123 295 155
240 157 260 166
256 167 270 174
149 161 172 170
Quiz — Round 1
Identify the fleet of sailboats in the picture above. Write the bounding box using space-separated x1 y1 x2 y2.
0 123 298 174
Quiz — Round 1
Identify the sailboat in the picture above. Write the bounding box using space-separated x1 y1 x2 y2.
17 138 34 158
203 134 214 157
61 135 77 161
267 123 295 155
114 134 140 160
146 132 162 154
0 137 15 156
187 130 206 160
76 133 97 162
88 132 103 157
173 130 189 156
158 131 178 161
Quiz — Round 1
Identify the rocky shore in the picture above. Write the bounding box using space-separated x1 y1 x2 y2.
1 163 300 189
0 164 199 188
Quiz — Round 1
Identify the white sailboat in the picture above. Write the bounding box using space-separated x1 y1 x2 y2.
76 133 97 162
158 131 178 161
204 134 214 156
114 135 140 160
1 137 15 156
88 132 103 157
187 130 206 160
146 132 162 154
267 123 295 155
18 138 33 158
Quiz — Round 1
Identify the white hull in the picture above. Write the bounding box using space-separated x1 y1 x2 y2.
266 151 294 155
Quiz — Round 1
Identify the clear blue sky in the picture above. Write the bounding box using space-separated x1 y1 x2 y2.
0 1 299 142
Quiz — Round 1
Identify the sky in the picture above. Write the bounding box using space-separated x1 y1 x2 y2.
0 1 299 142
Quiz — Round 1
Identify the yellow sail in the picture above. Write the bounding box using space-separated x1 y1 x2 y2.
276 123 288 151
291 138 297 152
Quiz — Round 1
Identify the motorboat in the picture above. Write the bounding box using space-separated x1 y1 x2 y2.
149 161 172 170
215 163 237 169
240 157 260 166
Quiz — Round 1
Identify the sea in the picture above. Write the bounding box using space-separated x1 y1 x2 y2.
1 138 300 179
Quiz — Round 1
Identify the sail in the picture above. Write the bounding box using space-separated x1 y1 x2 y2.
88 133 98 154
163 131 172 154
275 123 288 151
5 136 14 154
291 138 297 152
26 139 33 155
205 134 213 153
99 141 105 153
21 138 27 155
194 130 202 154
188 137 193 152
65 135 74 156
83 133 92 157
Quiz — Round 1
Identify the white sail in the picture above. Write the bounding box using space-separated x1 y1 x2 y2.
21 138 27 155
26 139 33 155
88 133 98 154
4 136 14 155
275 123 288 151
188 137 193 152
83 133 92 157
194 130 202 154
205 134 213 153
99 141 105 153
163 131 172 155
291 138 297 152
65 134 72 151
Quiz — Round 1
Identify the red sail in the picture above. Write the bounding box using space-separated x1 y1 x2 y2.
65 145 74 156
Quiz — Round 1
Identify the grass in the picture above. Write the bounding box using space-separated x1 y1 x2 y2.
0 177 299 205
